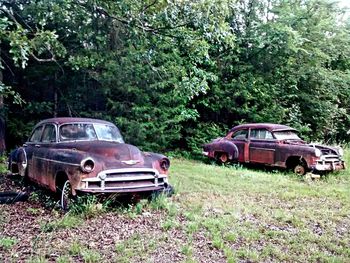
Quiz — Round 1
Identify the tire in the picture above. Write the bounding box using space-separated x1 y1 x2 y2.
294 164 307 176
60 180 73 211
0 191 29 204
216 152 228 164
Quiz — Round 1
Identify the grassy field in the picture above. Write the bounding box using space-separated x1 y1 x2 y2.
0 153 350 262
171 157 350 262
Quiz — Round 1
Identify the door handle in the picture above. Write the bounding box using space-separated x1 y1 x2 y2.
35 144 41 148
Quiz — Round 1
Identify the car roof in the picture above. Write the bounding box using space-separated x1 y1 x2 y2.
229 123 297 132
36 117 115 126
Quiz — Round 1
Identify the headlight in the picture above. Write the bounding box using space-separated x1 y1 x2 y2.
314 148 322 157
160 158 170 171
80 158 95 173
338 148 344 156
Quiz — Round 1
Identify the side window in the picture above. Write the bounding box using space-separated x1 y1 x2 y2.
29 126 43 142
250 129 274 140
232 129 248 140
41 124 57 143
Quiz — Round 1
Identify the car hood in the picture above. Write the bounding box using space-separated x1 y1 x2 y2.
58 141 144 161
282 140 341 156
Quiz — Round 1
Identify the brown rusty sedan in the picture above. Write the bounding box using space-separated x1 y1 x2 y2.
203 123 345 175
9 118 172 209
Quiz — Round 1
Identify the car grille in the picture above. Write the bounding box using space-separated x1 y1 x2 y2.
81 168 167 191
318 154 342 163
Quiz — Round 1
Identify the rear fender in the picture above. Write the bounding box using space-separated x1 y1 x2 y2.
208 141 239 161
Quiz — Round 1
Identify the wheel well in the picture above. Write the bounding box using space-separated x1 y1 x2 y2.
214 151 226 158
10 163 19 174
55 171 68 192
214 145 239 161
286 156 307 169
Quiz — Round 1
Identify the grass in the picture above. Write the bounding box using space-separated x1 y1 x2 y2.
115 233 158 263
41 214 83 232
1 151 350 262
0 237 17 250
167 150 350 262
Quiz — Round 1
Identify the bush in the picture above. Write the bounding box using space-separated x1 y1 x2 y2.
185 122 227 159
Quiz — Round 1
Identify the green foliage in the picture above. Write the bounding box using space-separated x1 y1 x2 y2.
81 249 101 263
70 195 110 219
0 237 17 250
69 241 83 256
68 241 101 262
41 215 82 232
2 0 350 151
186 122 227 158
27 256 47 263
56 256 71 263
0 154 8 174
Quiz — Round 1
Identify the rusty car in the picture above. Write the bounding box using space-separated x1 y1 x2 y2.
203 123 345 175
8 118 172 209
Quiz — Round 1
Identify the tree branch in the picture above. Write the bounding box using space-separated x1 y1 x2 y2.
141 0 158 14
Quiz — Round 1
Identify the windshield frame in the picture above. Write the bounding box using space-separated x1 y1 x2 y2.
57 122 124 143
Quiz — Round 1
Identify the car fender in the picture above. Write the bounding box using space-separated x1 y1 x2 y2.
205 140 239 161
143 152 170 174
8 147 27 177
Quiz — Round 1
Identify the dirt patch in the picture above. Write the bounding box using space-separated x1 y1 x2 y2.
0 174 225 262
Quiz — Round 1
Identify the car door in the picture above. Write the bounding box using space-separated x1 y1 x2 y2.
231 129 249 162
26 125 44 184
38 123 58 187
249 128 276 165
27 123 57 187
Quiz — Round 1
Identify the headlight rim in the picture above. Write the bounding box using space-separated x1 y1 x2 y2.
80 157 95 173
160 158 170 171
314 148 322 157
338 147 344 157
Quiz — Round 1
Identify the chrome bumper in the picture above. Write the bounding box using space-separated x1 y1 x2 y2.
313 155 345 172
77 168 168 193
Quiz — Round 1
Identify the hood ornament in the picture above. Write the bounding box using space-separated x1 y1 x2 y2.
122 160 140 165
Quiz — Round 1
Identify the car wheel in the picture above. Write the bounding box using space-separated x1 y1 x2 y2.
216 152 228 164
60 180 73 211
294 164 306 176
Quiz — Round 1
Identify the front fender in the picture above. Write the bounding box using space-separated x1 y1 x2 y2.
143 152 170 174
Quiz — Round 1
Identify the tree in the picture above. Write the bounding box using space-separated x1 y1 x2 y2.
0 1 66 152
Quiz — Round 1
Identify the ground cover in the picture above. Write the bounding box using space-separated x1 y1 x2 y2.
0 153 349 262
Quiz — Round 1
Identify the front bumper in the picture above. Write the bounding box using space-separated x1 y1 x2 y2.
311 155 345 172
76 168 168 193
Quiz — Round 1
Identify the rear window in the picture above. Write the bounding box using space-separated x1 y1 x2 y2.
29 126 43 142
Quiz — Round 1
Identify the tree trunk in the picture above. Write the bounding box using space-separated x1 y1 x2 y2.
53 73 58 118
0 66 6 154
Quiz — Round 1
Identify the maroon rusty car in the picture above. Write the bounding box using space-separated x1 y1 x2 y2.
203 123 345 175
9 118 172 209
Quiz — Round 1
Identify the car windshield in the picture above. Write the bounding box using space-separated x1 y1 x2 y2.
59 123 124 143
94 124 124 143
273 130 301 140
